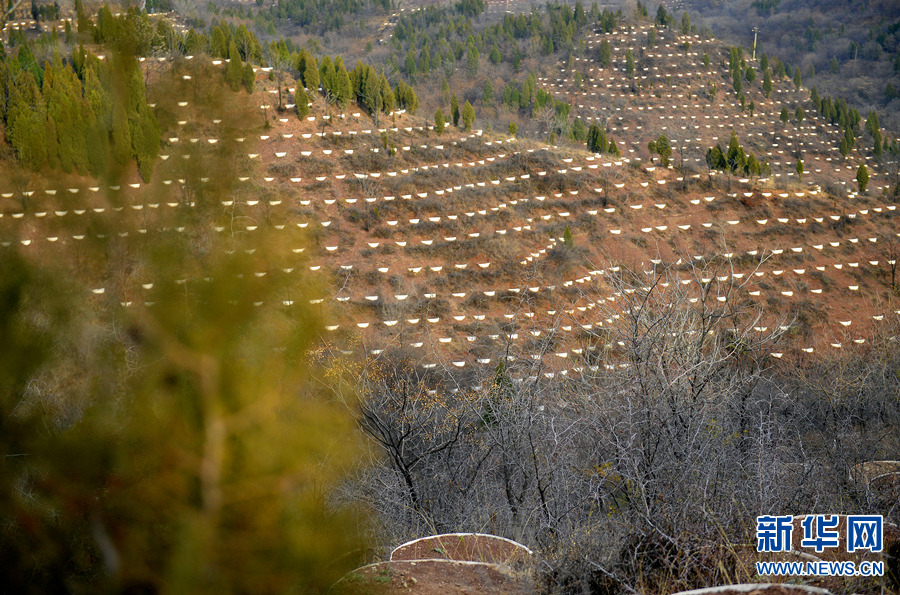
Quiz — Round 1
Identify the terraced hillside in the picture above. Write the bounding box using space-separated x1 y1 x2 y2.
1 15 898 392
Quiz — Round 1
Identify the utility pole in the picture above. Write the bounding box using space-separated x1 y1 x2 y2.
752 26 760 60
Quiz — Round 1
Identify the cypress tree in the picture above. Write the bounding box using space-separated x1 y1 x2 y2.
319 55 335 97
86 121 109 177
302 52 319 92
333 57 352 109
380 75 394 115
46 116 59 170
856 164 869 192
598 40 611 68
451 93 459 126
403 86 418 114
462 100 475 131
9 109 48 170
435 108 445 134
225 41 243 92
242 63 255 93
483 80 493 105
295 85 309 119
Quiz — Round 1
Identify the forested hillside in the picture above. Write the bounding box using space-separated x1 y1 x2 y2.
0 0 898 593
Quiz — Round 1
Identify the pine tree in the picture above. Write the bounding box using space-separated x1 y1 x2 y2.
435 108 445 134
483 80 493 105
796 157 803 182
451 93 460 127
508 121 517 137
763 70 773 98
625 50 634 77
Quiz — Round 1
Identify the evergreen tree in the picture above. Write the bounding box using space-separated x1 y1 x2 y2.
598 40 611 68
747 153 760 176
333 57 352 109
242 63 255 93
466 44 480 76
763 70 773 98
462 100 475 131
415 47 429 75
653 134 672 166
301 52 319 92
46 116 59 170
681 12 690 34
508 121 517 137
361 66 382 119
404 49 417 77
85 120 108 177
441 77 451 104
225 41 243 92
380 75 394 115
839 136 850 157
745 66 756 86
625 50 635 78
796 157 803 182
435 108 445 134
295 85 310 119
451 93 460 127
483 80 493 105
856 164 869 192
608 138 620 156
210 26 228 58
319 55 335 97
75 0 89 32
780 106 789 125
489 46 502 65
572 118 587 141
